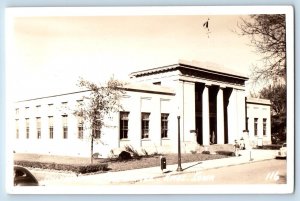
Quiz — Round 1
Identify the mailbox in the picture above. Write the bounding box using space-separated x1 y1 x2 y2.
160 156 166 171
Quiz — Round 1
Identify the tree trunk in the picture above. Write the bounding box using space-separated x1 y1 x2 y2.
91 131 94 164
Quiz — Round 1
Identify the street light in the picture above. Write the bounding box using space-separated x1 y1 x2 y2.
177 107 183 172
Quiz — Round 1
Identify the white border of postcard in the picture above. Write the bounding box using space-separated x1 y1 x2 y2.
5 6 294 194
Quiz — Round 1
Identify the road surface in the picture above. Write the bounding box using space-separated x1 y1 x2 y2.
134 159 286 185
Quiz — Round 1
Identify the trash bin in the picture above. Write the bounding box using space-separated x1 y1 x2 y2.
160 156 166 171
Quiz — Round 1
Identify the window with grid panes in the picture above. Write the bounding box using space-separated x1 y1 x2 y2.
78 116 84 139
62 115 68 139
120 112 129 139
141 113 150 139
36 117 41 139
49 116 54 139
16 119 19 139
263 118 267 136
161 113 169 138
254 118 258 136
25 118 30 139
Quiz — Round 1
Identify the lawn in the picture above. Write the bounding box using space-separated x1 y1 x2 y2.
104 153 229 172
14 152 230 172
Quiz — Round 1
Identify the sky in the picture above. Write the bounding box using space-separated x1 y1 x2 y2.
7 13 262 101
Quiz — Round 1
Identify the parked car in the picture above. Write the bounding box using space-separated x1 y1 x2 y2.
276 143 287 159
14 166 39 186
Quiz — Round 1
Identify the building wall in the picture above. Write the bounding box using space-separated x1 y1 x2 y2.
12 65 271 157
13 90 272 157
246 99 272 146
13 89 178 157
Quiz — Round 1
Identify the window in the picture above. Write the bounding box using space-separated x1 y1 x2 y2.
263 118 267 136
94 120 101 139
36 117 41 139
62 115 68 139
120 112 129 139
254 118 258 136
25 118 30 139
78 116 83 139
15 108 19 116
141 113 150 139
153 81 161 85
49 116 54 139
16 119 19 139
161 113 169 138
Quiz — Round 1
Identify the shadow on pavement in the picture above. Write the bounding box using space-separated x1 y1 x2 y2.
183 162 202 171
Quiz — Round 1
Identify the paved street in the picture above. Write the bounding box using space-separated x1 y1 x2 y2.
134 159 286 185
26 149 282 186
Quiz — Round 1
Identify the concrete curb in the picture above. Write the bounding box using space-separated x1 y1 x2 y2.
37 149 277 185
110 153 276 184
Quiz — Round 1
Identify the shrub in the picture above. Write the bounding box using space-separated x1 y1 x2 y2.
202 150 210 154
14 160 108 174
190 150 197 154
92 152 100 159
215 150 235 156
141 148 149 156
118 151 132 161
124 145 140 158
261 144 282 150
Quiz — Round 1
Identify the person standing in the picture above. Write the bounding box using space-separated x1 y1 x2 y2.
234 140 240 157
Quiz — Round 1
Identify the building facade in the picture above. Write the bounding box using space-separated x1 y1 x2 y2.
13 60 271 157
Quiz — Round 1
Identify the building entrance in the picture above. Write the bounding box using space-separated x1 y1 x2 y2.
195 82 231 145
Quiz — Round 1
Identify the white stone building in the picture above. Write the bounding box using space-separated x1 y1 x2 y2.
13 60 271 157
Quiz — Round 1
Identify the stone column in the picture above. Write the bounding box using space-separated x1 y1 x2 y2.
202 85 210 145
227 88 237 144
183 82 196 142
217 87 225 144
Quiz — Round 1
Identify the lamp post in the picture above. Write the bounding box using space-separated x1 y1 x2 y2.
177 111 183 172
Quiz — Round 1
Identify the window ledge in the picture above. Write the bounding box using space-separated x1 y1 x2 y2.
141 138 151 141
120 139 130 141
162 138 170 140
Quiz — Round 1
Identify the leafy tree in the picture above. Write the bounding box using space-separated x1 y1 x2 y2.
238 14 286 84
238 14 287 143
74 77 125 163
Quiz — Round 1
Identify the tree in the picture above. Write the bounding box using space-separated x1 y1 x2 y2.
259 84 286 142
238 14 286 84
74 77 125 163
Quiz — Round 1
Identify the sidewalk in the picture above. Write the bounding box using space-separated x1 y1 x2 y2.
41 149 277 186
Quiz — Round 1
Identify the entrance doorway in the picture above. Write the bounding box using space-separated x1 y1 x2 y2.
195 83 231 145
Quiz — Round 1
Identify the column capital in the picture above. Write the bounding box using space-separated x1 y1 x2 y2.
219 85 226 89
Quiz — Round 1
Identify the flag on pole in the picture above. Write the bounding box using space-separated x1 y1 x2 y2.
203 21 209 28
202 18 210 38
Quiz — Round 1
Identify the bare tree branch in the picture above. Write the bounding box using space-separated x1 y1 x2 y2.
237 14 286 85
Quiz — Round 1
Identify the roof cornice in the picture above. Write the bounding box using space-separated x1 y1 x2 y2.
129 61 249 81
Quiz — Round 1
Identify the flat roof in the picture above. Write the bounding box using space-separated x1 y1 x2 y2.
246 97 271 105
16 82 175 103
130 59 248 80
